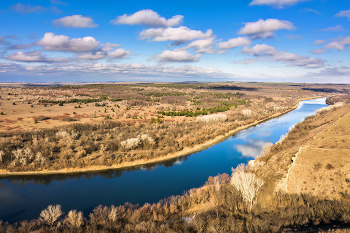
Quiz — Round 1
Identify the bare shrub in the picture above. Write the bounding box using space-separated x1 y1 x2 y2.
261 142 273 157
56 130 70 138
40 205 63 225
120 138 141 150
230 164 264 211
196 114 227 123
242 109 252 117
64 210 84 227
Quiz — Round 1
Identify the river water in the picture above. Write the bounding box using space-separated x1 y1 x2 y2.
0 97 328 223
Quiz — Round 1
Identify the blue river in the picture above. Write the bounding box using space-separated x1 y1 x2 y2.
0 97 328 222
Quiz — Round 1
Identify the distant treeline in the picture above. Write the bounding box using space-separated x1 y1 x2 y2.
39 98 122 105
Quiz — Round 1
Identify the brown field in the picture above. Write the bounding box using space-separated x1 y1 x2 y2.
0 82 340 174
1 82 348 175
1 85 350 232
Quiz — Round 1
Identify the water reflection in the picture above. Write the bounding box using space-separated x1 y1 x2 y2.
1 155 190 186
235 139 266 158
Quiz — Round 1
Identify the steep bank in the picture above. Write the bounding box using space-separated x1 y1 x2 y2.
256 102 350 199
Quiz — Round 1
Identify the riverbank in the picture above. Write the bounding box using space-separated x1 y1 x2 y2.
0 96 324 177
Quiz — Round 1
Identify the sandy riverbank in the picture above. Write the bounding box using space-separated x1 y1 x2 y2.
0 96 324 177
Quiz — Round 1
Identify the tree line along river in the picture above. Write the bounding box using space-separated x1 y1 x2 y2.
0 97 328 223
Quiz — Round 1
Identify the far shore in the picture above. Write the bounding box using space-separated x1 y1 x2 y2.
0 96 325 177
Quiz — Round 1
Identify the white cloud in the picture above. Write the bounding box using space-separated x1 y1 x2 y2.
321 25 343 32
271 51 324 68
111 9 183 27
150 50 202 62
249 0 312 8
238 19 295 39
313 39 326 45
53 15 98 28
181 38 216 54
323 37 350 51
335 10 350 20
78 52 107 60
107 48 130 59
10 3 47 14
234 59 258 64
242 44 324 68
218 37 251 52
7 50 69 62
242 44 276 54
36 32 99 52
140 26 213 42
101 42 121 51
310 49 325 54
5 62 227 80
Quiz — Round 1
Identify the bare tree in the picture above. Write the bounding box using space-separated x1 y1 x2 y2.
64 210 84 227
230 164 264 211
39 204 63 226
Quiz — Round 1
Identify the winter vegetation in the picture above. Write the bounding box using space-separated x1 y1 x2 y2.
196 113 227 123
230 164 264 210
1 82 330 173
0 95 350 232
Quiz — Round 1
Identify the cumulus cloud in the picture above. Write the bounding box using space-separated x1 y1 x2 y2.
242 44 325 68
140 26 213 42
238 19 295 39
321 25 343 32
310 49 325 54
335 10 350 20
53 15 98 28
234 59 258 64
323 37 350 51
249 0 312 8
36 32 99 52
7 50 69 62
77 49 131 60
242 44 276 54
313 39 326 45
218 37 251 52
101 42 121 51
10 3 47 14
111 9 183 27
107 48 130 59
150 50 202 62
77 52 107 60
180 38 216 54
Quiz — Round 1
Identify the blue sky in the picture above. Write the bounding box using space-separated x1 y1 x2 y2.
0 0 349 83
